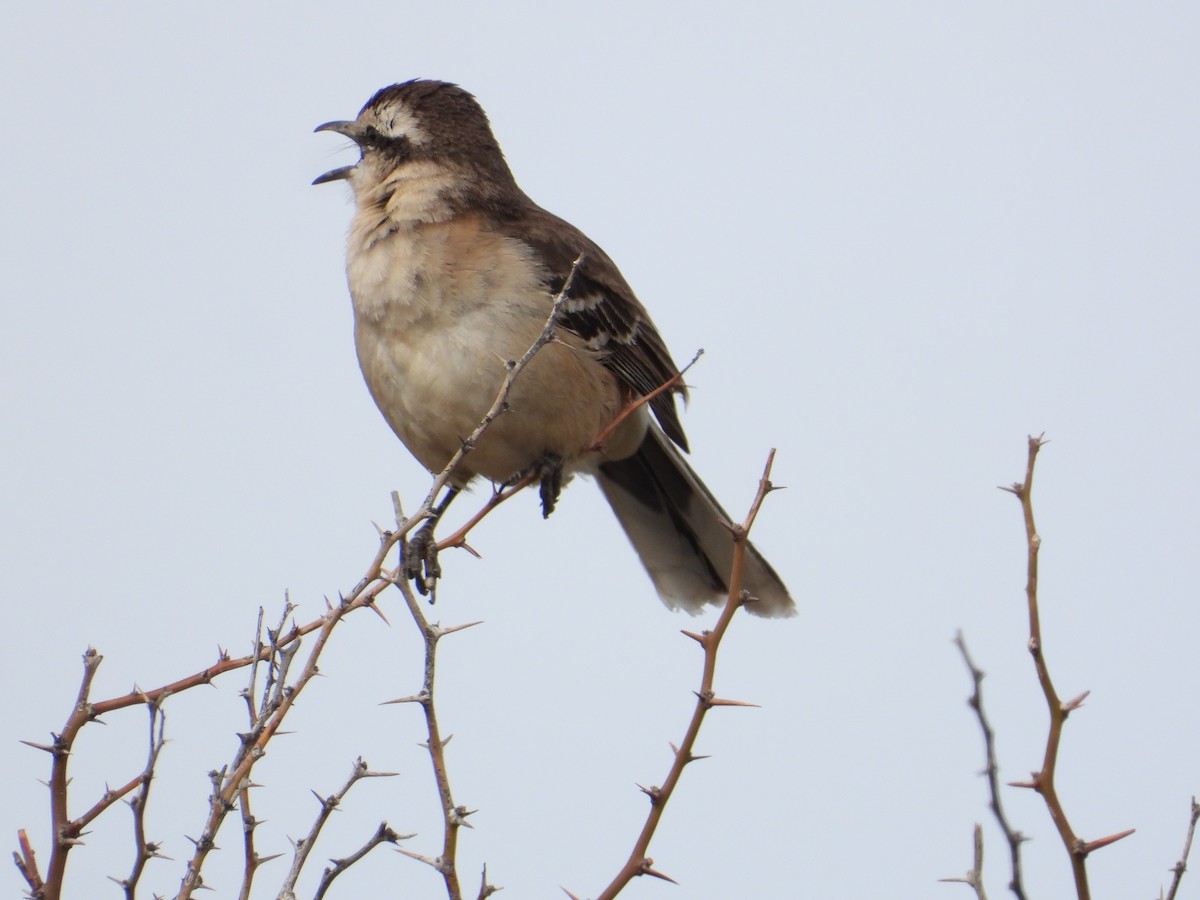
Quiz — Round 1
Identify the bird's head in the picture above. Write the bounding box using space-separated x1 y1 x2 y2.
313 80 517 207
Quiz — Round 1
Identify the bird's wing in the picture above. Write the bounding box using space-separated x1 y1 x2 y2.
502 204 690 451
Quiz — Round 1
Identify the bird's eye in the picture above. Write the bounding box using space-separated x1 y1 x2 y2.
362 125 382 145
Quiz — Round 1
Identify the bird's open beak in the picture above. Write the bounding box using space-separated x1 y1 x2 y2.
313 120 360 185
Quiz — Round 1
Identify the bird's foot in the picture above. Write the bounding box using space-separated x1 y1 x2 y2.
535 452 564 518
403 520 442 600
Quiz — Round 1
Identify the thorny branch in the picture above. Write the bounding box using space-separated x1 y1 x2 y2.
16 262 582 900
997 435 1133 900
385 571 483 900
579 450 781 900
278 758 401 897
1163 796 1200 900
314 821 412 900
113 702 169 898
951 632 1027 900
938 823 989 900
15 253 785 900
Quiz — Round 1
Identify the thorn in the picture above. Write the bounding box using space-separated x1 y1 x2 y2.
1061 689 1091 713
450 806 476 827
367 602 391 626
459 541 483 560
382 693 430 705
19 740 57 754
395 847 443 870
706 697 761 709
668 741 710 764
1078 828 1136 856
561 889 583 899
680 629 708 645
636 783 662 802
1009 777 1040 790
417 733 454 751
998 482 1022 495
433 621 484 637
639 859 678 884
310 789 336 808
255 852 285 865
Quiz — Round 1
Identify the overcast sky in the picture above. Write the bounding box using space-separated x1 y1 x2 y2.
4 3 1199 898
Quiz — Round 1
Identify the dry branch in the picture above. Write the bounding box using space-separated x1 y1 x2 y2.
278 759 401 897
997 435 1133 899
13 257 786 900
938 823 989 900
583 450 782 900
1163 796 1200 900
952 632 1027 899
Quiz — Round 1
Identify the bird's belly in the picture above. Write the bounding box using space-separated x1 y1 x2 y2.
354 313 526 479
348 221 627 485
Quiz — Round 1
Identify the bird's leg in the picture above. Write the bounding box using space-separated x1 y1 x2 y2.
535 452 565 518
404 487 459 599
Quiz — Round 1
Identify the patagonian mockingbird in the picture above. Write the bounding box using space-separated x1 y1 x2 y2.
315 80 793 617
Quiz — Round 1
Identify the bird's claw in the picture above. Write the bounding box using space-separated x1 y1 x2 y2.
403 522 441 600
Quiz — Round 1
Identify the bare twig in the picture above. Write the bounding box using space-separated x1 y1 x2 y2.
999 435 1133 900
952 632 1028 900
385 579 483 900
17 264 582 898
14 829 43 896
434 472 536 556
476 862 501 899
278 757 399 894
176 600 360 899
938 823 989 899
33 647 104 899
587 450 781 900
113 701 168 897
1163 796 1200 900
589 348 703 450
314 821 411 899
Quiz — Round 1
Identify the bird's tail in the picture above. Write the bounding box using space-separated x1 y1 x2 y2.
595 428 795 618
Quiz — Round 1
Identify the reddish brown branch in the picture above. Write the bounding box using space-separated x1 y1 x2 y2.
17 272 583 897
14 829 43 896
999 435 1133 900
589 450 780 900
33 647 105 899
590 348 703 450
435 472 535 555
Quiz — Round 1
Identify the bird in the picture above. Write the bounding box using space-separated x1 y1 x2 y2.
314 80 794 618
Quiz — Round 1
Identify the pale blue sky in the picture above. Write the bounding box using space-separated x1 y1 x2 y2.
4 3 1199 897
